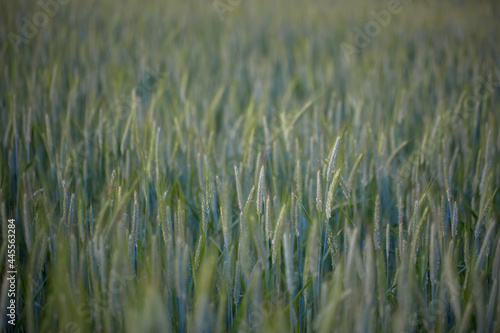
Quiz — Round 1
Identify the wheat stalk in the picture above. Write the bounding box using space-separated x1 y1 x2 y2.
23 193 32 252
272 205 286 266
374 195 381 251
326 136 341 186
452 202 458 238
316 169 323 213
265 194 272 242
234 164 244 212
256 165 265 216
325 169 341 219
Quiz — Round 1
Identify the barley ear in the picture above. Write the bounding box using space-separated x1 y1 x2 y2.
374 195 381 251
326 136 341 185
316 169 323 213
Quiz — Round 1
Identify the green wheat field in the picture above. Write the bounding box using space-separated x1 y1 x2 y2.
1 0 499 331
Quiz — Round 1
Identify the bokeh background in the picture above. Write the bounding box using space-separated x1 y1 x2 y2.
1 0 499 331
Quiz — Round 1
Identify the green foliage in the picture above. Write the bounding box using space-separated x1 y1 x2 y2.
1 0 499 331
